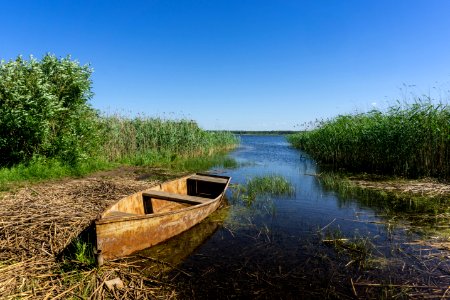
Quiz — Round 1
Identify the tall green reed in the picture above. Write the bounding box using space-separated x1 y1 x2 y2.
288 100 450 178
98 115 238 165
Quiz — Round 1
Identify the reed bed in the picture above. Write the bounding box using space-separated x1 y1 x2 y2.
1 54 238 173
99 116 237 165
317 172 450 246
288 100 450 178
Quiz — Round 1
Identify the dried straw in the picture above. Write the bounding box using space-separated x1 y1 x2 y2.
0 167 175 299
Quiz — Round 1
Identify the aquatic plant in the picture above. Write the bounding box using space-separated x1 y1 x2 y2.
321 228 374 270
246 175 295 200
231 175 295 205
288 100 450 179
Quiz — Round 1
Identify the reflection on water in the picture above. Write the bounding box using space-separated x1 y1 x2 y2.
142 135 450 298
134 206 230 274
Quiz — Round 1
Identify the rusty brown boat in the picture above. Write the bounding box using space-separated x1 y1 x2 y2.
95 173 231 260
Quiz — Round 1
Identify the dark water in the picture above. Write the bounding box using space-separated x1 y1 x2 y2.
142 135 450 299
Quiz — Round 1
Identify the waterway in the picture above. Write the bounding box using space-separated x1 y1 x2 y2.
141 135 450 299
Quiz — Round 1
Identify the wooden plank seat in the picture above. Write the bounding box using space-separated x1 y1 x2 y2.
104 211 140 219
189 174 229 184
142 190 211 205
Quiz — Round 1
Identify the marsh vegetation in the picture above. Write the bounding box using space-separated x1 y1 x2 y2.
0 55 237 190
230 174 295 204
288 100 450 178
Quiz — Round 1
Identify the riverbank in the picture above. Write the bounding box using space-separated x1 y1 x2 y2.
0 166 185 299
0 55 240 298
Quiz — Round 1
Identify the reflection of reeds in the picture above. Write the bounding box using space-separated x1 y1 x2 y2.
318 172 450 240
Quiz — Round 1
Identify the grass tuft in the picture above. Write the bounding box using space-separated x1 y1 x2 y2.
231 175 295 205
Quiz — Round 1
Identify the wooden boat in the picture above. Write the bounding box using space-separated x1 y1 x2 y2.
95 173 231 260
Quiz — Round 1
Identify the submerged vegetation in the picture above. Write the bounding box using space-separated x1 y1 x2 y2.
288 100 450 179
321 228 374 270
0 55 238 188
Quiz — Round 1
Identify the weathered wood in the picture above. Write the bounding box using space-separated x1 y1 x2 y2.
103 211 139 219
142 190 210 205
189 174 229 184
95 173 231 260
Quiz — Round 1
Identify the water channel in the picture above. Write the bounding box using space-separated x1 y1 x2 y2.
140 135 450 299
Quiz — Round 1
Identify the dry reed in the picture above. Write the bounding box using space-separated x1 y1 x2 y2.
0 166 176 299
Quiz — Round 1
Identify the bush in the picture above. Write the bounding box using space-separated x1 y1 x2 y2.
0 54 100 166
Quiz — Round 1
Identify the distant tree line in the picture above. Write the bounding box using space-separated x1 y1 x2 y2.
229 130 298 135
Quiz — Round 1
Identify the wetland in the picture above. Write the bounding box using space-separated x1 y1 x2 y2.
144 135 450 299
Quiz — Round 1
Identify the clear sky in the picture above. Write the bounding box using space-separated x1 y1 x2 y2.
3 0 450 130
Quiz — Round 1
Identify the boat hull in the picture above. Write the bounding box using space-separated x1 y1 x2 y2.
95 174 229 260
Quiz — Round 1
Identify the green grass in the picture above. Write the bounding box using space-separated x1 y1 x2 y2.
169 153 239 172
0 157 115 191
288 100 450 179
73 239 96 266
59 238 97 274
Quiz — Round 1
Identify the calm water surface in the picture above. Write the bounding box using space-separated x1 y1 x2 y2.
142 135 449 299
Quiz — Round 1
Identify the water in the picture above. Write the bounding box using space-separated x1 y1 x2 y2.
141 135 450 299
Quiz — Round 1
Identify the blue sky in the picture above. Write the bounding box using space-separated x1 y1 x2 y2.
3 0 450 130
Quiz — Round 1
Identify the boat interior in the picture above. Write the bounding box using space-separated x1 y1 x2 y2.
101 174 229 219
